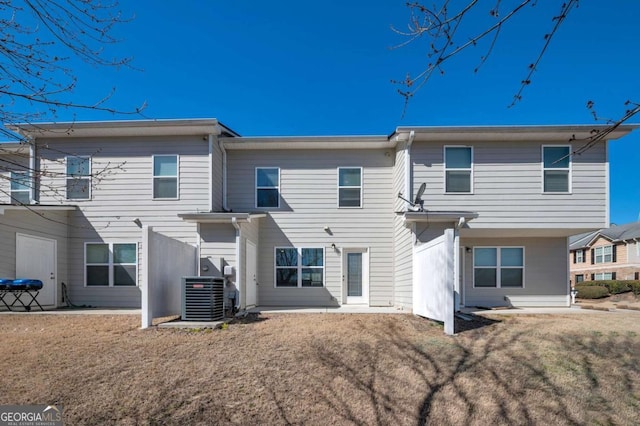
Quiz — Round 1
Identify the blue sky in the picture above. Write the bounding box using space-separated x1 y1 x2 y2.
18 1 640 224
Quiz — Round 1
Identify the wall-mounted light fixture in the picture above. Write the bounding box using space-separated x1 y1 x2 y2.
133 218 142 228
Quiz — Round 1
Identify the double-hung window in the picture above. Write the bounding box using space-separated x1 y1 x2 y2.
85 243 137 286
67 156 91 200
10 171 31 204
338 167 362 207
575 249 584 263
543 146 571 193
444 146 472 193
594 272 613 280
153 155 179 199
275 247 324 288
593 245 613 264
474 247 524 288
256 167 279 208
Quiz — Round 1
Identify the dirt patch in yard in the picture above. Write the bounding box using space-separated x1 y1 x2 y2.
578 291 640 311
1 311 639 425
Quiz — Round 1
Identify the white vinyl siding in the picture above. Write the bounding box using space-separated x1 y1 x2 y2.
473 247 524 288
38 135 210 307
256 167 280 208
543 145 571 193
85 242 137 287
66 156 91 200
464 237 567 308
411 141 607 230
226 148 394 307
338 167 362 208
444 146 473 193
10 171 31 204
153 155 179 199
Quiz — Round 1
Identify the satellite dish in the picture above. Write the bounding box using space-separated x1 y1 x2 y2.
414 183 426 205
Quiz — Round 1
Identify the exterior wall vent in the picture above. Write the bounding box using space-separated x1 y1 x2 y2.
181 276 224 321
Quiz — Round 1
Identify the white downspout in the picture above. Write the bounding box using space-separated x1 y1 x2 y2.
208 134 214 212
404 130 415 210
219 138 229 211
232 217 241 310
28 139 37 203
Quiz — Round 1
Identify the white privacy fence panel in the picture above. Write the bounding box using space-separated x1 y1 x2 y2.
141 226 197 328
413 229 455 335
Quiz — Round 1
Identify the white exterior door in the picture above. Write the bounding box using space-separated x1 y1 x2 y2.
16 233 57 306
343 248 369 305
245 240 257 307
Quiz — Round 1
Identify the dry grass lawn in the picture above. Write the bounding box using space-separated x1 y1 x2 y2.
1 311 639 425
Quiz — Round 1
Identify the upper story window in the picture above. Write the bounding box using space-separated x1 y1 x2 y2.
275 247 324 288
593 245 615 264
574 249 584 263
66 156 91 200
256 167 279 208
153 155 179 199
338 167 362 208
543 146 571 193
85 242 137 287
474 247 524 288
444 146 472 193
10 171 31 204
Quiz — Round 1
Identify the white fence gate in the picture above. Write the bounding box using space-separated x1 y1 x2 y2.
413 229 455 335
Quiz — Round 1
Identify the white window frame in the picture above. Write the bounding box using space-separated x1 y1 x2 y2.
444 146 473 194
255 167 280 209
473 246 525 288
337 167 363 208
84 242 138 287
595 272 613 280
542 145 572 194
10 170 31 204
575 249 584 263
274 247 325 288
594 245 613 264
152 154 179 200
66 155 91 200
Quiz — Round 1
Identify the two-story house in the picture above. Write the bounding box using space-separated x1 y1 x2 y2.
1 119 635 314
569 221 640 284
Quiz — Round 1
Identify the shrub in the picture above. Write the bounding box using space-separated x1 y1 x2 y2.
577 280 634 295
628 281 640 295
575 285 609 299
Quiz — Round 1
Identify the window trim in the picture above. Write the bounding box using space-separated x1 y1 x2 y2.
473 246 525 288
274 246 325 288
337 167 363 208
10 170 31 205
542 145 572 194
594 272 613 281
575 249 584 263
444 145 473 194
84 242 138 287
152 154 180 200
593 245 613 264
255 167 280 209
66 155 92 200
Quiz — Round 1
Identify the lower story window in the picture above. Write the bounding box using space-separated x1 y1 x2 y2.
594 272 613 281
474 247 524 288
275 247 324 288
86 242 137 286
575 274 584 283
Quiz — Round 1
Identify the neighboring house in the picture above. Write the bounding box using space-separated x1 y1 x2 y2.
569 221 640 284
0 120 635 314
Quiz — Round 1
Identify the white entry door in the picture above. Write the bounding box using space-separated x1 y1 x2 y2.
343 248 369 305
16 234 57 306
245 240 257 307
